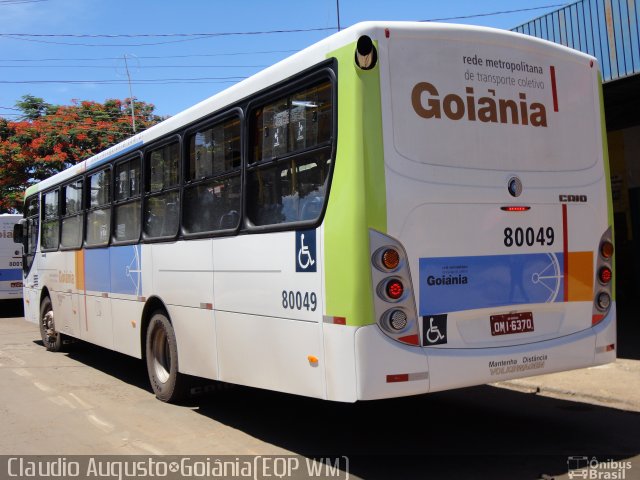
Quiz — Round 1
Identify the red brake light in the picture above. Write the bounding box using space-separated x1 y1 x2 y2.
598 267 612 284
386 280 404 300
501 206 531 212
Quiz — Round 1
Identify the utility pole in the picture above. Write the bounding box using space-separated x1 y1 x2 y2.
123 54 136 133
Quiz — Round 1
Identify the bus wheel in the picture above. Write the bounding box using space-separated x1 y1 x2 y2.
40 297 62 352
145 311 186 403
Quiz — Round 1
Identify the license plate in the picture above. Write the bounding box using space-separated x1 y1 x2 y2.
490 312 534 336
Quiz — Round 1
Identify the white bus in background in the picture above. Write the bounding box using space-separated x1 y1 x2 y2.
1 214 23 303
14 22 615 403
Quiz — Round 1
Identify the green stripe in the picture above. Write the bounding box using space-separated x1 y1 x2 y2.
25 185 38 198
598 71 615 300
324 41 386 327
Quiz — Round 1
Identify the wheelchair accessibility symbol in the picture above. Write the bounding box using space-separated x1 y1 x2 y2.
422 314 448 346
296 230 317 272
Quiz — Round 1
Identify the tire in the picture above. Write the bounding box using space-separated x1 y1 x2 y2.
145 311 187 403
39 297 63 352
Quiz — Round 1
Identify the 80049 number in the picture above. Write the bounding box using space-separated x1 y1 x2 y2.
282 290 317 311
504 227 555 247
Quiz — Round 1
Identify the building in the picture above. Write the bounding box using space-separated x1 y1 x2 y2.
513 0 640 300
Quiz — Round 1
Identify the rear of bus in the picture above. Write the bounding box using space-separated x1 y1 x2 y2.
0 214 23 303
349 23 615 399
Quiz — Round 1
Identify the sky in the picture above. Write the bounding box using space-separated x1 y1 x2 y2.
0 0 568 118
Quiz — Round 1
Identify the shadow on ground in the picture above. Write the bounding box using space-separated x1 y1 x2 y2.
48 338 639 480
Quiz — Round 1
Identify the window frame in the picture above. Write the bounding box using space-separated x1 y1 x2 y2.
59 177 85 251
181 108 243 239
22 194 40 275
84 166 113 249
40 186 61 252
142 134 182 243
244 65 337 234
112 152 143 246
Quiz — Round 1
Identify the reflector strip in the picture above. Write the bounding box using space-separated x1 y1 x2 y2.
101 292 109 298
386 371 428 383
137 296 146 302
596 344 615 353
592 314 605 325
200 303 213 310
398 334 420 345
387 374 408 383
323 316 346 325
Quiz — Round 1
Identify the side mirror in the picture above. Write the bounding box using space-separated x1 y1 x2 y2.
13 219 26 245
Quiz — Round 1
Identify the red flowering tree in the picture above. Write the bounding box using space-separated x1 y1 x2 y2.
0 95 165 212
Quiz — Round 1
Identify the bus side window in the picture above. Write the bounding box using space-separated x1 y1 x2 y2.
144 141 180 239
247 79 333 227
183 116 241 234
60 179 83 249
86 169 111 247
114 156 141 243
41 189 60 251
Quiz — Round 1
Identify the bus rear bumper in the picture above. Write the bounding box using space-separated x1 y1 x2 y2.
353 304 616 400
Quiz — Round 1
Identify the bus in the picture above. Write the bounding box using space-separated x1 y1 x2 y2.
1 214 23 305
13 22 615 403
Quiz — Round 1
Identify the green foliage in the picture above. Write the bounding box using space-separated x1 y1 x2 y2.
0 97 165 212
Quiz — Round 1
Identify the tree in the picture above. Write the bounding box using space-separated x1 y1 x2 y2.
0 96 165 212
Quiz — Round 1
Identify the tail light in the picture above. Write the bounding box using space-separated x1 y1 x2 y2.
592 227 614 324
381 278 404 301
598 267 612 285
600 241 614 259
370 230 419 346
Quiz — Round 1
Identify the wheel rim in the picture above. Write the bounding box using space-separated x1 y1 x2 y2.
151 326 171 384
41 309 58 347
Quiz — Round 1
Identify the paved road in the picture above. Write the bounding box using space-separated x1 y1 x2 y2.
0 316 638 479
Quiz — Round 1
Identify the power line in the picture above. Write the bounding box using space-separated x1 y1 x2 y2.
0 76 247 85
421 4 566 22
0 64 267 69
0 50 298 62
0 27 337 47
0 0 48 4
0 5 568 50
0 28 335 38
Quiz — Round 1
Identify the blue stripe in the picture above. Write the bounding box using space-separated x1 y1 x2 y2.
419 253 565 315
84 246 142 295
0 268 22 281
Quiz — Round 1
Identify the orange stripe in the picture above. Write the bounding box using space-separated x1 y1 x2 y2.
74 250 85 291
567 251 594 302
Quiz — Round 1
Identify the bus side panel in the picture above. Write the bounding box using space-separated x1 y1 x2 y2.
168 305 218 380
321 323 358 402
111 298 144 358
82 248 114 350
55 250 81 337
216 311 324 398
150 241 217 378
213 232 325 399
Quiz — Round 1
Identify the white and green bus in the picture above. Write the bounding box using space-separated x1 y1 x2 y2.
14 22 615 403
